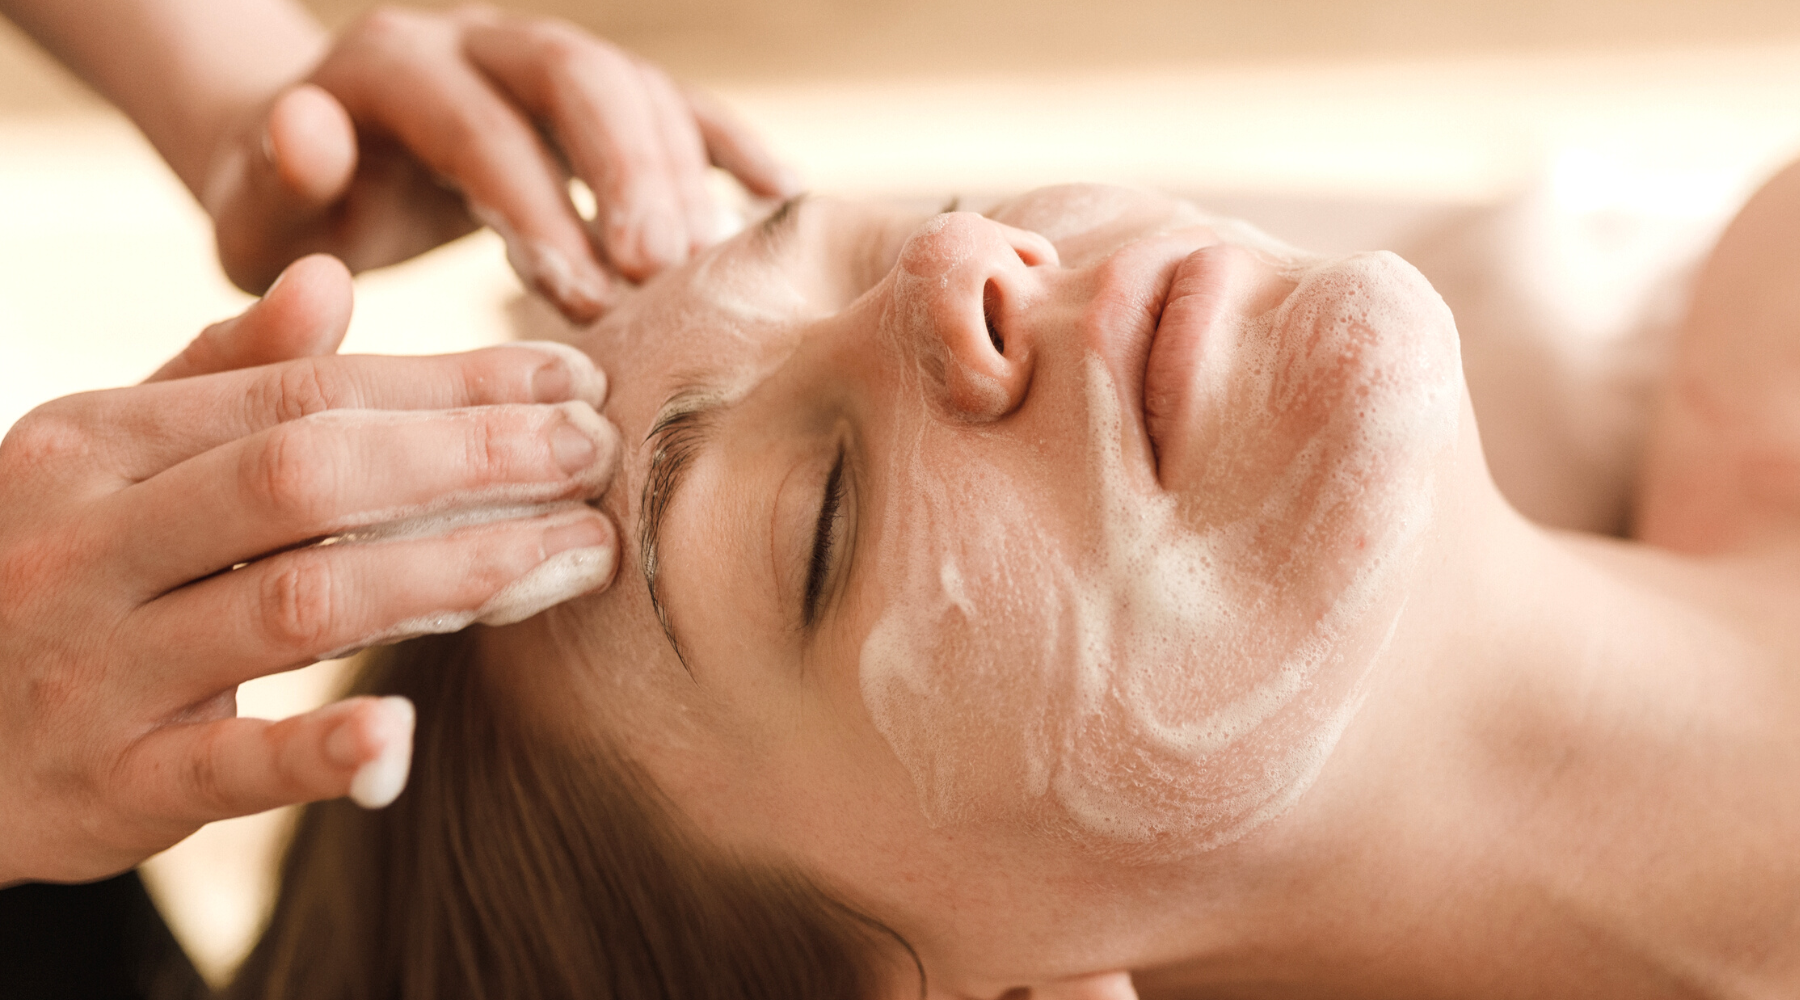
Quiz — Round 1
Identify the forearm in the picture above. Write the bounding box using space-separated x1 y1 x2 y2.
0 0 325 197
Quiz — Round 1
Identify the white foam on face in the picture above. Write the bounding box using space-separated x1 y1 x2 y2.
859 247 1461 861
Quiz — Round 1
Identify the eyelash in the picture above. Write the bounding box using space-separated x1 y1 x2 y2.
802 445 847 627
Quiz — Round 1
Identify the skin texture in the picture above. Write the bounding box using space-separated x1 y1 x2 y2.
0 256 620 886
0 0 797 321
490 184 1800 999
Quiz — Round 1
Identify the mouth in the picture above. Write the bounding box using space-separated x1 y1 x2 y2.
1074 236 1201 491
1137 243 1289 491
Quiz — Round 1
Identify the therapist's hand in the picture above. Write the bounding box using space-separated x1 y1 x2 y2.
205 5 796 323
0 255 621 885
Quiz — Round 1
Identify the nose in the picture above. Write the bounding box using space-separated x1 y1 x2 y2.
893 212 1058 421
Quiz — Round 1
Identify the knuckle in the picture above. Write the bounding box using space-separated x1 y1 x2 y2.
532 26 620 97
464 411 516 483
245 422 338 525
260 359 344 424
0 532 79 617
179 734 233 816
353 5 420 45
532 26 591 73
1 398 93 469
20 665 82 724
259 556 343 654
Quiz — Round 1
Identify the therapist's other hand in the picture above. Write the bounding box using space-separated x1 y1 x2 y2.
0 256 621 885
205 5 796 323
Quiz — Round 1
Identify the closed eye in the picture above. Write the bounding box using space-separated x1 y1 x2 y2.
802 445 847 627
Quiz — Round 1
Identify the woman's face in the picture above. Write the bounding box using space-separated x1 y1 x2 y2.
509 185 1463 987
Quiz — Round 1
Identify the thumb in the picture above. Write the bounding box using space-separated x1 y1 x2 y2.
264 83 359 208
209 84 360 294
147 254 355 383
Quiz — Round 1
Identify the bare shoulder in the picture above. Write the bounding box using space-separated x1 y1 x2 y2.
1635 158 1800 555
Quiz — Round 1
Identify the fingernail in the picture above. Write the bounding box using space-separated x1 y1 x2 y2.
531 361 573 403
542 515 610 558
639 208 686 270
551 420 598 475
564 265 612 322
518 342 607 407
349 697 415 810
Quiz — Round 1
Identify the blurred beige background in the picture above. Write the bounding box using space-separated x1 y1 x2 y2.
8 0 1800 986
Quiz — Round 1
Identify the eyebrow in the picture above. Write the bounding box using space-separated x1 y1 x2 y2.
635 199 808 672
639 388 725 675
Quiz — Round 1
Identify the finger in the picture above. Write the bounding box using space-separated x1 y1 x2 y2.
685 85 800 200
463 20 690 280
634 58 722 255
266 84 360 207
316 13 613 320
85 342 606 482
133 503 617 693
206 87 364 294
107 401 618 597
146 254 353 384
121 695 416 826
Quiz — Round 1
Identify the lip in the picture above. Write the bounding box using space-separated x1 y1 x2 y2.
1084 236 1225 490
1138 243 1291 492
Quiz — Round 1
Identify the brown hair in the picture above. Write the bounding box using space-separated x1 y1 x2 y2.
227 630 904 1000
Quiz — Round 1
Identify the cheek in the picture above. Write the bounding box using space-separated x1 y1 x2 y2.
857 427 1068 828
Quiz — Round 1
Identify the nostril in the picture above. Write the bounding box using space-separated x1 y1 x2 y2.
983 279 1004 355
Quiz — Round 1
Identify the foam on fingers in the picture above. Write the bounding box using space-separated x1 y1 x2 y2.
312 502 619 660
347 697 416 809
510 340 610 408
471 202 611 321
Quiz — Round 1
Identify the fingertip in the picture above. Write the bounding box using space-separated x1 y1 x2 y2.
272 252 353 298
638 205 689 273
602 203 688 282
514 340 608 407
346 696 416 810
267 84 358 207
508 236 615 323
259 253 355 357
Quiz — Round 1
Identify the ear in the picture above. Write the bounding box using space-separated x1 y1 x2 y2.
1029 971 1139 1000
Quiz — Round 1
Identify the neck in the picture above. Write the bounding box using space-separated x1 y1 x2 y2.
1136 496 1800 998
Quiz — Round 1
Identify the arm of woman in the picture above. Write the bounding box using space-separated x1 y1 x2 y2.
0 0 797 320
